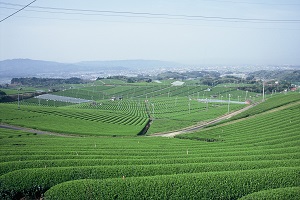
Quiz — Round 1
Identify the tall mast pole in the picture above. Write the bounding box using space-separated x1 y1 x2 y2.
262 80 265 101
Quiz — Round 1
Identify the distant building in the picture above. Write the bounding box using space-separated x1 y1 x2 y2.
171 81 185 86
110 96 123 101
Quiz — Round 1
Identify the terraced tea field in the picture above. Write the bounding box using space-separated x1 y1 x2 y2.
4 82 256 134
145 97 247 134
0 101 149 136
0 85 299 199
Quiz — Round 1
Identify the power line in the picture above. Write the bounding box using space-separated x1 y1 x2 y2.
200 0 300 6
2 12 299 32
0 0 37 23
0 2 300 23
2 6 297 24
19 6 300 23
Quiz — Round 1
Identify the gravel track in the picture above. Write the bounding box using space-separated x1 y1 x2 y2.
151 103 258 138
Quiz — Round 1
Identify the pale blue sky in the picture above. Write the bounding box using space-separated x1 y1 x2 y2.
0 0 300 65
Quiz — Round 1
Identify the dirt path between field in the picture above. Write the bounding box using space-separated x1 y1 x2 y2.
0 124 75 137
0 104 255 138
151 103 259 138
186 100 300 133
3 101 296 138
152 100 300 138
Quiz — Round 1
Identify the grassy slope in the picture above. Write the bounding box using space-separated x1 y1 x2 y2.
0 103 147 136
0 93 299 199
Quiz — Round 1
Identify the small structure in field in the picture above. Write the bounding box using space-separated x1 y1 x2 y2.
171 81 185 86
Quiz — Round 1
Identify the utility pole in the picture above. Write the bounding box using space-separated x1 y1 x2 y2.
262 80 265 101
17 89 20 109
228 94 231 113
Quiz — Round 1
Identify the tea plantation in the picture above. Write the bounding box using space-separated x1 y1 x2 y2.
2 81 251 134
0 83 299 199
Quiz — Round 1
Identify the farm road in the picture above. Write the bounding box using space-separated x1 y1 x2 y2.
151 103 258 138
0 104 257 138
0 124 75 137
1 102 277 138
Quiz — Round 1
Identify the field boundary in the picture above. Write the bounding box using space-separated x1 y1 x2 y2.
4 100 298 138
0 123 76 137
151 103 259 137
152 99 300 138
0 103 257 138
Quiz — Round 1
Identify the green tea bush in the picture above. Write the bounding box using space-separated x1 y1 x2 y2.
230 92 300 120
44 167 300 200
238 187 300 200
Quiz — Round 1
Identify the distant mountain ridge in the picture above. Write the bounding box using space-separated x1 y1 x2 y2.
0 58 181 78
0 59 75 77
77 60 182 69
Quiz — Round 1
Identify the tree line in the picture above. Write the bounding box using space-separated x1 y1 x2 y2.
11 77 88 86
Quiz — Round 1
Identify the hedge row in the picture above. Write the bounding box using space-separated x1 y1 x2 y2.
230 92 300 120
1 160 299 199
44 167 300 200
238 187 300 200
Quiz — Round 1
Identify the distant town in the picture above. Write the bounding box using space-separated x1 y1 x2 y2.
0 59 299 84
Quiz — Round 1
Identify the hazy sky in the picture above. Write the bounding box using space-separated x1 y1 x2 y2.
0 0 300 65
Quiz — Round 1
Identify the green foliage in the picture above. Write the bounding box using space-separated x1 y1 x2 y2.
0 128 35 139
230 92 300 121
44 168 300 200
0 103 148 136
0 87 38 95
0 90 6 96
0 84 299 199
1 83 259 135
238 187 300 200
177 100 300 142
1 100 299 199
11 77 87 86
249 70 300 83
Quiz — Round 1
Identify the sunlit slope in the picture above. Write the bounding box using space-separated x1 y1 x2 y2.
1 93 299 199
0 102 148 136
177 93 300 142
144 96 246 134
230 92 300 120
2 82 257 135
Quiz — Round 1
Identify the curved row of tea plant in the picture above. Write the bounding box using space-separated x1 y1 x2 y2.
44 167 299 200
53 83 256 101
238 187 300 200
146 97 247 134
230 92 300 120
1 97 299 198
0 92 298 199
71 99 148 117
176 99 300 143
0 103 148 136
